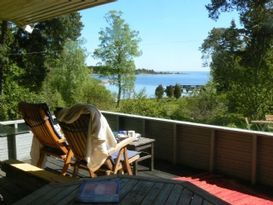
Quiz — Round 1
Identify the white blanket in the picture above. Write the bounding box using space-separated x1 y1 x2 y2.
56 104 117 172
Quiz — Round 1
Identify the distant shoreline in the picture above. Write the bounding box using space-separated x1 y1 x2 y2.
136 68 184 75
89 66 187 75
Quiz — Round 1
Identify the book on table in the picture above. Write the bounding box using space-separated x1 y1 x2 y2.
76 179 120 203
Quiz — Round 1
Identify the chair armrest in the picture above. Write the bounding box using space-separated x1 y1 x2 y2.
108 137 137 155
57 137 66 144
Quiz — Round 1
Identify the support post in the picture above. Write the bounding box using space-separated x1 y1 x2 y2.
172 124 177 165
209 130 215 172
142 119 146 137
251 134 257 185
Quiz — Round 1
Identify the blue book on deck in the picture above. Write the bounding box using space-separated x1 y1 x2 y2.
76 179 120 203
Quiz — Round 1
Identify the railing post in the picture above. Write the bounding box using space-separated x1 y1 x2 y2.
209 129 215 172
251 134 257 185
142 119 146 137
116 115 120 130
172 124 177 165
7 132 17 160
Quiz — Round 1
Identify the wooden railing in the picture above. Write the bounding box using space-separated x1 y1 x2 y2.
2 111 273 187
0 119 32 161
102 111 273 187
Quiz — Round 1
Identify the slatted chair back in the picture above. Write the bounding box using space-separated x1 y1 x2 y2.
57 108 140 177
58 114 89 161
18 102 73 175
19 102 67 154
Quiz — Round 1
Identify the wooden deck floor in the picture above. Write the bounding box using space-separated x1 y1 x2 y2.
44 157 273 204
42 157 273 204
1 156 273 204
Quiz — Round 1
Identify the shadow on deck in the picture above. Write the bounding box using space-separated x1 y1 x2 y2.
0 157 273 204
45 157 273 205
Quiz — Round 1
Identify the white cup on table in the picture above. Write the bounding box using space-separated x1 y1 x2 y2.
128 130 135 138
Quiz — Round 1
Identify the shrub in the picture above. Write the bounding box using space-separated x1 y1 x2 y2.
165 85 174 98
174 84 182 99
155 84 164 99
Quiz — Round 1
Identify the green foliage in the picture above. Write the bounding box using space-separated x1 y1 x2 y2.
42 40 114 110
155 84 164 99
165 85 174 98
172 82 229 124
77 78 114 110
173 84 182 99
0 14 84 120
0 64 41 120
7 12 83 92
202 1 273 119
119 98 178 119
93 10 141 107
118 82 245 127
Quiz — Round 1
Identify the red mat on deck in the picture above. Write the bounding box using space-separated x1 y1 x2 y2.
174 174 273 205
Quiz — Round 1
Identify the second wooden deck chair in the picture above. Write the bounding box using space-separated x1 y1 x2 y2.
18 102 73 175
57 113 140 177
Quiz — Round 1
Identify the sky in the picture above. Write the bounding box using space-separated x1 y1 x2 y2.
80 0 239 72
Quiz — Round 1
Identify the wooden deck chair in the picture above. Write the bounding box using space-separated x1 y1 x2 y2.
57 113 140 178
18 102 73 175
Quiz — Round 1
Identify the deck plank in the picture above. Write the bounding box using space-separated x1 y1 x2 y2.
191 194 204 205
177 188 193 205
3 156 273 205
0 177 30 204
141 182 164 205
120 180 154 205
119 178 138 200
152 183 175 205
13 183 53 205
165 184 184 205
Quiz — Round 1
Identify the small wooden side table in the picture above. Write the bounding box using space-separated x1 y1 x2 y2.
127 137 155 175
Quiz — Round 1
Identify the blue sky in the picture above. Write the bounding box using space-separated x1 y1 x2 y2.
80 0 239 71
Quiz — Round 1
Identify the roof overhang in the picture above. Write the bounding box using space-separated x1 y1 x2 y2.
0 0 116 26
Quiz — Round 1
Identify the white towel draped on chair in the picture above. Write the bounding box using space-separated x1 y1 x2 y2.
56 104 117 172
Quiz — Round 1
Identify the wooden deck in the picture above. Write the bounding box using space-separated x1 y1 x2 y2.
14 175 228 205
1 157 273 204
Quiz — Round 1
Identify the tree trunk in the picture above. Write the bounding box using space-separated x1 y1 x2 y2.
116 74 122 107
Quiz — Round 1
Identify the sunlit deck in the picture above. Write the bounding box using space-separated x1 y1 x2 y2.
45 158 273 204
0 157 273 204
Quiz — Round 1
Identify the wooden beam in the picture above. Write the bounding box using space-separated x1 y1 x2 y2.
1 159 74 188
0 0 116 26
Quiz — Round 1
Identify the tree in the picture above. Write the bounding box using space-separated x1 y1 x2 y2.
9 12 83 92
174 84 182 99
202 1 273 118
155 84 164 99
0 13 83 120
43 40 114 109
165 85 174 98
93 10 141 107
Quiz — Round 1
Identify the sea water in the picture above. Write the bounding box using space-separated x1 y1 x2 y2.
94 71 211 98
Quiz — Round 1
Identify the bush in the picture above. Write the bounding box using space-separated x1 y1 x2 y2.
155 84 164 99
0 82 41 120
165 85 174 98
174 84 182 99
